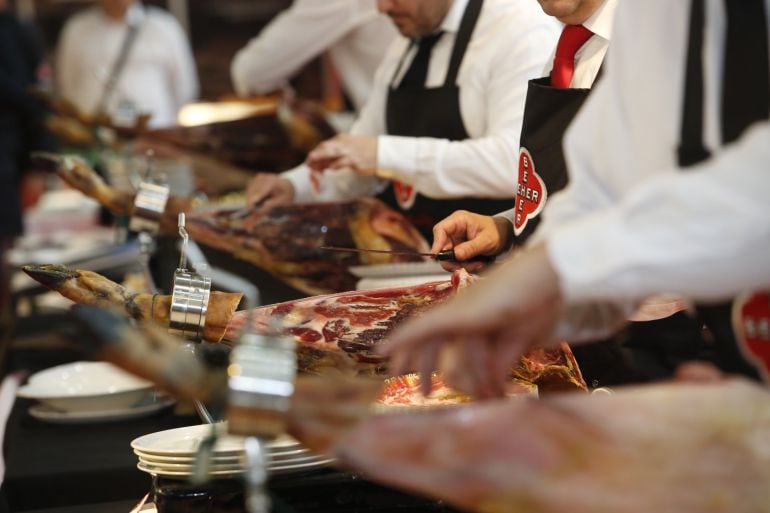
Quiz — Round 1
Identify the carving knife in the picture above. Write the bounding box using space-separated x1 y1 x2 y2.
320 246 494 263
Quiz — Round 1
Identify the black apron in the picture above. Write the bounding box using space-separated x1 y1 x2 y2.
379 0 514 238
512 49 707 387
511 75 642 388
511 77 591 243
678 0 769 381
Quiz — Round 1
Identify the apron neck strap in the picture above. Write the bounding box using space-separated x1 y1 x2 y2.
445 0 484 87
677 0 710 167
678 0 770 168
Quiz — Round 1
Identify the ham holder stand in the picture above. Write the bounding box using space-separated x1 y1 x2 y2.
169 214 298 513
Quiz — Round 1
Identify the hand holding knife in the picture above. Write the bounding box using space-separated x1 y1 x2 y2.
320 246 495 264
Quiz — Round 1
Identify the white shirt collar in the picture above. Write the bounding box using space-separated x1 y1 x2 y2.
582 0 617 41
440 0 469 34
98 1 145 27
125 2 146 27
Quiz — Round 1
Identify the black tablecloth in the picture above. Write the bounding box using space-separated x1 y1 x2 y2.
22 499 139 513
3 395 460 513
2 398 199 511
1 343 459 513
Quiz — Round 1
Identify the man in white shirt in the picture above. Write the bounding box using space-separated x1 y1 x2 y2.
56 0 199 128
230 0 396 113
384 0 770 392
246 0 559 237
430 0 614 264
424 0 683 387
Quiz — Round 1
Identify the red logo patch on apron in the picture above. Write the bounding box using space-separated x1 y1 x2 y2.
513 148 547 236
732 291 770 383
393 181 416 210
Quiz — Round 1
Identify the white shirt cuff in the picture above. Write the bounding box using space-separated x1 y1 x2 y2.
282 164 315 203
376 135 419 183
545 211 630 303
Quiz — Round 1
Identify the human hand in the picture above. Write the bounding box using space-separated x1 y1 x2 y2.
382 243 562 399
431 210 513 272
305 134 378 177
326 379 770 513
246 173 295 209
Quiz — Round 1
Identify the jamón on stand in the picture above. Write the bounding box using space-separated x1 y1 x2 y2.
24 264 585 392
31 153 431 295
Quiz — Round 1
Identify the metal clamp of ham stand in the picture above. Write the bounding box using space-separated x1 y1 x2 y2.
128 152 169 294
128 151 169 235
168 213 215 424
228 312 297 513
169 213 211 340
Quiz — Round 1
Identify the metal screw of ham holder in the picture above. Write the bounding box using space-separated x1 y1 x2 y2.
244 437 270 513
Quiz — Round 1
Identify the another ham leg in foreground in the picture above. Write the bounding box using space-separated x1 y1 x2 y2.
293 379 770 513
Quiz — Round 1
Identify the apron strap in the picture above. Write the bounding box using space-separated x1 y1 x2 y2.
678 0 770 168
95 21 142 116
677 0 710 167
444 0 484 87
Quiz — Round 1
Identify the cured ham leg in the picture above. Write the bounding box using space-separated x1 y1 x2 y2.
22 264 241 342
31 153 192 233
24 264 585 391
185 197 429 295
298 379 770 513
31 153 430 295
228 269 586 390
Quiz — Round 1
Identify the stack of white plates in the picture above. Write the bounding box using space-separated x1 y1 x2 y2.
131 423 334 478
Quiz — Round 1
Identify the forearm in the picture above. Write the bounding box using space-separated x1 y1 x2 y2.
231 1 357 96
282 164 383 203
547 123 770 304
377 134 519 199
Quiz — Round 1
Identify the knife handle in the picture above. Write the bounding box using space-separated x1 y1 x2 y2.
435 249 496 264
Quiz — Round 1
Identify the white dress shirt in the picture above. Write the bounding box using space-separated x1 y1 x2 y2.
230 0 396 112
56 3 199 128
540 0 770 306
284 0 560 203
542 0 617 88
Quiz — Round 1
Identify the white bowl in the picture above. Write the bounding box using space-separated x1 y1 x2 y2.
17 361 154 412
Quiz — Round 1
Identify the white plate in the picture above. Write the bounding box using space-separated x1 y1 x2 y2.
349 261 447 278
135 446 311 464
137 460 245 472
137 458 335 478
134 452 244 464
28 395 175 425
131 423 301 456
18 361 153 412
137 452 324 470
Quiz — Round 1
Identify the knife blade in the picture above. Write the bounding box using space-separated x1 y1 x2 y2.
320 246 494 263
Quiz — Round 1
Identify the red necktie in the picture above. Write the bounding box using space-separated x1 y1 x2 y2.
550 25 593 88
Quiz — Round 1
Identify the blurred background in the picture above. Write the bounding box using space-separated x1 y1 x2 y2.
15 0 337 100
